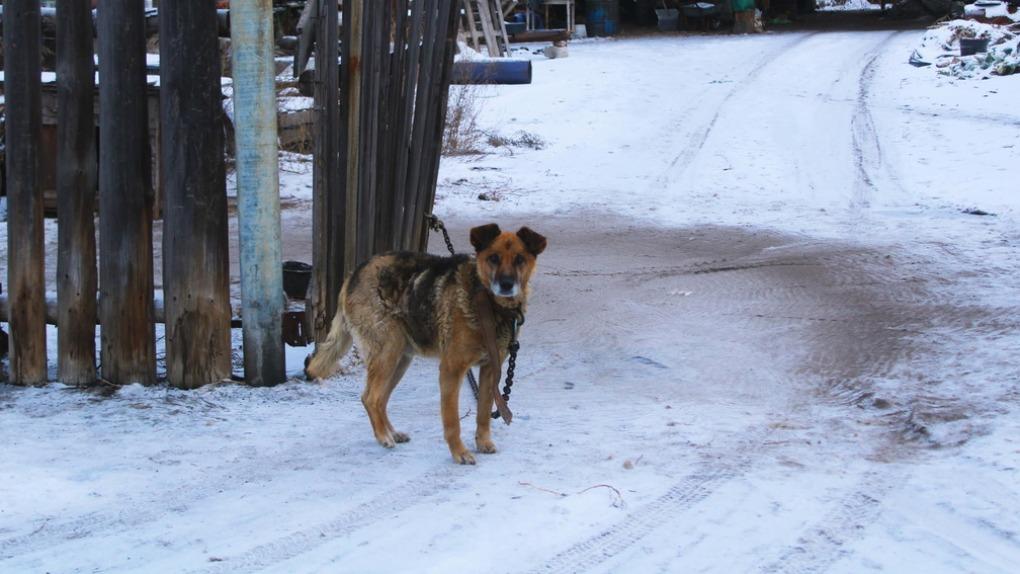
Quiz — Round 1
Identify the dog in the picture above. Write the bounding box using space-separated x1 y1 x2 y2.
304 223 546 464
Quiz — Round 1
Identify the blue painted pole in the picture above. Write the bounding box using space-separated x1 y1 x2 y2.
231 0 285 385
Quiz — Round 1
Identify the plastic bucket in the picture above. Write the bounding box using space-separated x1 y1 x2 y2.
586 0 620 36
282 261 312 300
960 38 990 56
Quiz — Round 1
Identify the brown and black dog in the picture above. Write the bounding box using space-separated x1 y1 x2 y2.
304 224 546 464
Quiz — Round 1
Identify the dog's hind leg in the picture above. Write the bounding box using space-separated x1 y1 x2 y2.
304 308 353 379
382 353 413 443
439 357 475 465
361 338 407 448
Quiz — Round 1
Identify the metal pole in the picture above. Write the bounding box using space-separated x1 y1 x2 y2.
231 0 285 386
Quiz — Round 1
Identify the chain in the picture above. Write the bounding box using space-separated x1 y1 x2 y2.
426 214 456 256
426 214 521 420
492 327 520 419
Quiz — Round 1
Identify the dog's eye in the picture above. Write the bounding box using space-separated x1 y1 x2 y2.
514 254 525 266
487 254 501 266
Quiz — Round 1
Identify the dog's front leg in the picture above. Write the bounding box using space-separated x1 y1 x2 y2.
475 362 498 454
440 359 475 465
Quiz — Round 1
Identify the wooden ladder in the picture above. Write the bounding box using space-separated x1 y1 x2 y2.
459 0 510 57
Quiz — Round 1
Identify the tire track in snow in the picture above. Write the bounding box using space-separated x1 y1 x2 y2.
652 32 820 190
523 460 754 574
190 465 461 574
850 32 903 211
755 470 906 574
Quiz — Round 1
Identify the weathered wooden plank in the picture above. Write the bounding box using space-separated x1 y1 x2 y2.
392 0 426 250
418 0 462 250
160 0 232 389
97 0 156 385
402 0 440 250
371 1 398 253
474 0 499 57
341 0 366 276
357 1 383 260
294 0 318 76
408 0 457 250
461 0 481 54
56 0 99 386
311 0 342 342
3 0 48 385
371 0 397 255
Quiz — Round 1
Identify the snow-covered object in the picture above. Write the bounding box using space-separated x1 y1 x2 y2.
455 41 490 62
910 19 1020 78
974 0 1020 21
817 0 882 11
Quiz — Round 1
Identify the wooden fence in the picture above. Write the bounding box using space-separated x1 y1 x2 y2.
1 0 460 387
307 0 460 341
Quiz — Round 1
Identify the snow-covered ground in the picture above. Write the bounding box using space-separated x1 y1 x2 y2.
4 24 1020 573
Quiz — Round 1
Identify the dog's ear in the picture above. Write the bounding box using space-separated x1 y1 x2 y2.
516 227 547 256
470 223 502 252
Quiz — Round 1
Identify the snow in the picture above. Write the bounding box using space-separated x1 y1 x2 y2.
4 28 1020 574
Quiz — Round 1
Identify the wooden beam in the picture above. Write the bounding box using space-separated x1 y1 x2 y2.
97 0 157 385
56 0 99 387
3 0 48 385
416 0 460 250
341 0 366 276
311 0 342 342
160 0 232 389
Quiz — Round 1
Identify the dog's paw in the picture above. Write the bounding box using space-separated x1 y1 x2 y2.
476 438 497 454
451 449 476 465
392 431 411 443
376 434 396 449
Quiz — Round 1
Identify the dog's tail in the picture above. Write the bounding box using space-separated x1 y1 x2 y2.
303 294 354 380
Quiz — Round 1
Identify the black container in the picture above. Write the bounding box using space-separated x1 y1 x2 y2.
282 261 312 300
960 38 990 56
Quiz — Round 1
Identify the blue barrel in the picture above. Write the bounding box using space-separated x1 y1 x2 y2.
586 0 620 36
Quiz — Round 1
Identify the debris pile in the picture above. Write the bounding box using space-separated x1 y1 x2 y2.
909 4 1020 79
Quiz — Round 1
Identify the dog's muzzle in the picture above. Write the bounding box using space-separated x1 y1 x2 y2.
492 277 520 298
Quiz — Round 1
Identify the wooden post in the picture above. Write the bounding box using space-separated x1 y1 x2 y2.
97 0 156 384
311 0 343 342
160 0 232 388
393 0 426 250
56 0 99 386
232 0 285 386
405 0 446 250
374 0 408 254
341 0 366 277
3 0 48 385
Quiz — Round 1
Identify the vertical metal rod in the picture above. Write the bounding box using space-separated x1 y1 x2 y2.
3 0 47 385
56 0 99 386
231 0 285 385
98 0 157 385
